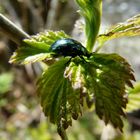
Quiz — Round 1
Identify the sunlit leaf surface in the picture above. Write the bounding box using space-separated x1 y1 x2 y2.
96 14 140 51
9 31 69 64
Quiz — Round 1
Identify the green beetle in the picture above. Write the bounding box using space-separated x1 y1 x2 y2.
49 38 91 62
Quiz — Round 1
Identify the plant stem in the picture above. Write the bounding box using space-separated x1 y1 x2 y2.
0 14 30 45
58 127 68 140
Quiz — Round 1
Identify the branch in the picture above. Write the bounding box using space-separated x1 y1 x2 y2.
0 14 30 45
0 14 42 75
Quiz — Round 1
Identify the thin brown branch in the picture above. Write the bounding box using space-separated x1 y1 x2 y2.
0 14 30 45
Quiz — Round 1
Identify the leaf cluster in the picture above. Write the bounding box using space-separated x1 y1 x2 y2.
9 0 140 139
37 52 135 132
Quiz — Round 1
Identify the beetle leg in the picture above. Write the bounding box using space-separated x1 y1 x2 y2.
79 56 87 63
65 57 72 65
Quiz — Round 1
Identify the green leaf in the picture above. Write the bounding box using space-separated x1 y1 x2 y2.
75 0 102 51
65 53 135 131
126 82 140 112
37 58 82 131
9 30 70 64
96 14 140 52
38 52 135 132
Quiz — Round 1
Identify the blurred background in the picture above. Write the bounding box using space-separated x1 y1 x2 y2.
0 0 140 140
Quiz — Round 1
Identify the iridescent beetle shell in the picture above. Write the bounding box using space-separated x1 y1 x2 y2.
49 38 91 59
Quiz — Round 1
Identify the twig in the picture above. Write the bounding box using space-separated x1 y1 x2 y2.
0 14 42 75
58 126 68 140
1 0 21 27
0 14 30 45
